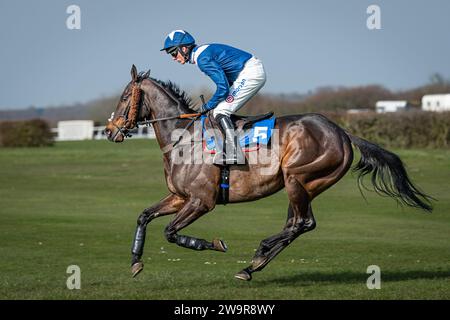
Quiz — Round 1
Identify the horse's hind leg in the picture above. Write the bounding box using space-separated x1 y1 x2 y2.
164 197 228 253
236 178 316 281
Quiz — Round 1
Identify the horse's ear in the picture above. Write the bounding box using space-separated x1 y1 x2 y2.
131 64 138 82
143 69 151 79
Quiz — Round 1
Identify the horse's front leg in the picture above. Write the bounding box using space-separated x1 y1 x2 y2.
163 197 228 253
131 193 185 277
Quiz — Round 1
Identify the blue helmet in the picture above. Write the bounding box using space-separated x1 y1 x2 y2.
160 30 195 51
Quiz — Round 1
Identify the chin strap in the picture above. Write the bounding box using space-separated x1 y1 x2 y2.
178 46 192 63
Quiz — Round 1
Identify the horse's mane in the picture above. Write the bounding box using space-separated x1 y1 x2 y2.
137 71 196 113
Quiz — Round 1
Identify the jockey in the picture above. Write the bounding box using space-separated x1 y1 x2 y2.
161 29 266 165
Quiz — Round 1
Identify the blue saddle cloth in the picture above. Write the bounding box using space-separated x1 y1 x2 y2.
201 116 276 151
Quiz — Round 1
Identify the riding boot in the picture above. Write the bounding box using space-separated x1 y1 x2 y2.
214 114 245 165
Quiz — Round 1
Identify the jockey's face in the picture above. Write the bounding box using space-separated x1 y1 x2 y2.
171 46 189 64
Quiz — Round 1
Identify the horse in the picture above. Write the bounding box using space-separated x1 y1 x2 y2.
104 65 433 281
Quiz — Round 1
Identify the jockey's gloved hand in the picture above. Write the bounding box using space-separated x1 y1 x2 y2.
200 106 210 115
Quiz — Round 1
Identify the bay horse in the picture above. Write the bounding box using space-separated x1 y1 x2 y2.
104 65 432 281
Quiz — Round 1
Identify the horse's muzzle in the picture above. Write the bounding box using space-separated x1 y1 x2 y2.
104 127 124 143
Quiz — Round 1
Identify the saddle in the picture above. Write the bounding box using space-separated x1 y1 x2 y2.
230 112 274 130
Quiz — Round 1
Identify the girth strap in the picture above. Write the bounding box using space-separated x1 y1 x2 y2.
219 166 230 204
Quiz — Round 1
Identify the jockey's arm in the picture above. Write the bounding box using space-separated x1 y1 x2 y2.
197 57 229 111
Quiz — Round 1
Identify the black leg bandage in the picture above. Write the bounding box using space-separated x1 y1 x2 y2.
131 225 146 258
175 235 212 251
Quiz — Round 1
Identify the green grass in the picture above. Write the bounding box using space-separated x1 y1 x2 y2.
0 140 449 299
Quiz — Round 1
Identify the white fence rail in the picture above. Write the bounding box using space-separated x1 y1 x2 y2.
51 122 155 141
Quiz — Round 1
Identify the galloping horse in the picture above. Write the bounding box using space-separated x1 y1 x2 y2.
104 65 432 281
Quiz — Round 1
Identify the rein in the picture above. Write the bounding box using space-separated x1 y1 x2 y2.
137 113 201 126
138 112 202 151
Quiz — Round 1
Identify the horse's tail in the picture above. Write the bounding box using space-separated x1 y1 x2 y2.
347 133 433 212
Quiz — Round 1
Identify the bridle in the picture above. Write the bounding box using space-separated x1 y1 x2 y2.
109 81 143 141
108 77 203 144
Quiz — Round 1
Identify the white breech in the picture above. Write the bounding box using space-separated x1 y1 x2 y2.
212 56 266 118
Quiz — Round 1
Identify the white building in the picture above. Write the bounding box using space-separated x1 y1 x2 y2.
375 101 410 113
56 120 94 141
421 94 450 112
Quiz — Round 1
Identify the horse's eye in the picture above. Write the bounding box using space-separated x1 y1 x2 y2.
121 94 130 102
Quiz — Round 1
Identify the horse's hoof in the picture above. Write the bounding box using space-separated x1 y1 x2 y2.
251 256 266 271
212 239 228 252
235 269 252 281
131 261 144 278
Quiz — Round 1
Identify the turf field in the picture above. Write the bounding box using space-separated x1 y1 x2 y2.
0 140 449 299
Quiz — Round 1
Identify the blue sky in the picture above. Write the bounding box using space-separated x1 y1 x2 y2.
0 0 449 109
